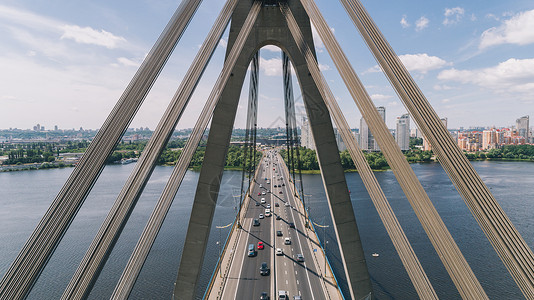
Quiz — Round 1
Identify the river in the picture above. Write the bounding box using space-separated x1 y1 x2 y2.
0 161 533 299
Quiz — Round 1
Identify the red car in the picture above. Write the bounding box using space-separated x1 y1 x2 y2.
258 192 261 196
257 241 264 250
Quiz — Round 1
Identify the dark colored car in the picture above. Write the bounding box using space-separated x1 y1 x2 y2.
289 222 295 228
260 262 270 275
253 219 260 226
276 230 283 236
276 215 281 220
260 292 269 300
275 202 279 207
279 191 283 194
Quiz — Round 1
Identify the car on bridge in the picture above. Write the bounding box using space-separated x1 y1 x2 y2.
276 248 283 256
284 237 291 245
253 219 260 226
276 230 283 236
257 241 264 249
259 262 270 275
260 291 269 300
248 244 256 257
259 214 264 219
296 253 304 262
289 222 295 228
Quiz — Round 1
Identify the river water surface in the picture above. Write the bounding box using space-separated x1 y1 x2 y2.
0 161 533 299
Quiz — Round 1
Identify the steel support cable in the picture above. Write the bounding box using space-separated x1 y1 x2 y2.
296 0 488 298
107 3 258 299
57 1 239 299
170 2 261 298
239 51 259 227
304 6 488 300
283 4 437 298
0 1 202 299
248 52 259 193
282 52 306 221
341 0 534 296
280 6 372 299
340 0 534 297
282 52 296 187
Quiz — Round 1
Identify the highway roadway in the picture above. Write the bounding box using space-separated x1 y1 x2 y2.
222 149 329 300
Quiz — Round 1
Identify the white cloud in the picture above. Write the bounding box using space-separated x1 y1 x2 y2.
479 10 534 49
260 57 283 76
117 57 141 67
400 15 410 28
319 63 330 71
370 94 393 101
415 17 429 31
443 7 465 25
434 84 453 91
60 25 126 49
399 53 450 73
262 45 280 52
438 58 534 98
364 65 382 74
218 38 227 49
366 54 448 75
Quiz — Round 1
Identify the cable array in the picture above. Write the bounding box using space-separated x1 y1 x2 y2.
239 51 260 227
283 3 440 298
0 1 203 299
340 0 534 298
172 2 262 298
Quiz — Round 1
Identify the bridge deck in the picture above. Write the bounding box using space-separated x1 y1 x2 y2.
206 149 342 300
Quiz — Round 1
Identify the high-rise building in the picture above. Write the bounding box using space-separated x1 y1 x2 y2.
396 114 410 151
516 115 529 140
300 116 315 150
359 106 385 151
482 129 498 150
333 128 347 151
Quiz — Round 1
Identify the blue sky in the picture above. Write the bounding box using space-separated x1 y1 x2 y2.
1 0 533 130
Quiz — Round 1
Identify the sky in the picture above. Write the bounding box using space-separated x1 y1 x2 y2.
1 0 533 131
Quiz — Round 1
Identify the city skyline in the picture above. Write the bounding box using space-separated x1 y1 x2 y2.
1 1 534 131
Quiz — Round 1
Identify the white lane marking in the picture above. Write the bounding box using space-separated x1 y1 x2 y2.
231 217 253 300
297 280 300 285
284 156 317 300
285 270 287 275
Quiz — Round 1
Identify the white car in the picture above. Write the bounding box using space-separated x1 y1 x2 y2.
266 204 271 209
262 191 266 195
276 248 283 256
259 214 264 219
284 202 290 207
261 198 266 204
284 237 291 245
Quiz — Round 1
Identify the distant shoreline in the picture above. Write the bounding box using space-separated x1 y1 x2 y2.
2 157 532 173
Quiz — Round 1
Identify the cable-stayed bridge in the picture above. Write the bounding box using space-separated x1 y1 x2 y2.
1 0 534 299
